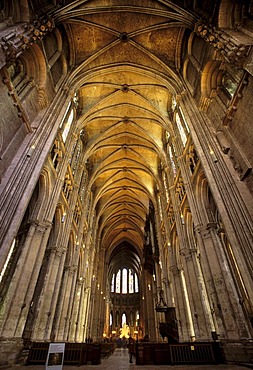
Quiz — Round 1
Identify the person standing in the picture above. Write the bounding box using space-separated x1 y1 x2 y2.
128 335 135 363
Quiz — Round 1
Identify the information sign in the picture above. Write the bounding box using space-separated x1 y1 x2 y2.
45 343 65 370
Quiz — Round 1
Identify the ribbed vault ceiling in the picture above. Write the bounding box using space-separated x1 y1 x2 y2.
57 0 197 258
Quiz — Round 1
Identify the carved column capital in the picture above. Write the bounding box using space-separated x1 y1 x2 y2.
169 266 180 276
32 220 52 235
162 277 170 287
195 222 217 239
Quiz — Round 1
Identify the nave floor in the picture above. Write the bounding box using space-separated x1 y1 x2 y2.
3 348 251 370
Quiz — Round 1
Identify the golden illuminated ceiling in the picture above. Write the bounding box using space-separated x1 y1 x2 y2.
56 0 197 253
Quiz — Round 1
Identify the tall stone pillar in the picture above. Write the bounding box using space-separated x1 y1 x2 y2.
170 266 192 341
76 285 90 342
82 287 91 341
53 265 76 341
68 277 83 342
32 246 65 340
0 220 52 339
180 248 215 340
196 223 251 340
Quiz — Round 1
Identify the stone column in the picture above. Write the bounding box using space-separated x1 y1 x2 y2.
80 286 91 342
68 277 83 342
180 248 215 340
170 266 190 341
53 264 75 341
32 246 63 340
45 247 67 340
0 220 52 338
196 223 251 339
75 282 86 342
143 269 156 341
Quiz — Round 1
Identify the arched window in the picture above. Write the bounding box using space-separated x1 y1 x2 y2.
157 193 163 221
162 171 169 203
169 146 177 177
122 313 126 327
59 98 78 144
175 112 187 146
111 268 139 293
122 268 127 293
135 273 139 293
111 273 115 292
62 108 74 142
129 270 134 293
116 270 121 293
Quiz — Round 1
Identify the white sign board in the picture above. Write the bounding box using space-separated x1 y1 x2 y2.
45 343 65 370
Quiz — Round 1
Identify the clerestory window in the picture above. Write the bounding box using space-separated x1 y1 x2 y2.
111 268 139 294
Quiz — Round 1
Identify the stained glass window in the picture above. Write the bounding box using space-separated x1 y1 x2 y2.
111 273 115 292
169 146 177 177
135 273 139 292
158 193 163 221
112 268 139 294
116 270 121 293
122 268 127 294
59 102 71 129
129 270 134 293
179 107 190 133
163 172 169 203
175 112 187 146
62 109 74 142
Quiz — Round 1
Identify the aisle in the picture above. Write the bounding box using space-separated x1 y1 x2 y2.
97 347 134 369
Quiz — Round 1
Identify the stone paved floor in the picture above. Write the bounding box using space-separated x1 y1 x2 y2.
4 348 251 370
